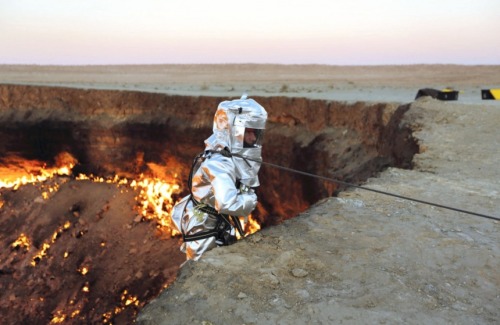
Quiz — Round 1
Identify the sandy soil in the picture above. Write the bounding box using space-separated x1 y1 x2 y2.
2 64 500 104
1 65 499 324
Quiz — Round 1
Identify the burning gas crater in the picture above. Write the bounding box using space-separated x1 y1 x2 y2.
0 151 260 324
0 85 419 323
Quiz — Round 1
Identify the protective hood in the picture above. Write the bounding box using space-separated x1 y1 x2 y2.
204 95 268 187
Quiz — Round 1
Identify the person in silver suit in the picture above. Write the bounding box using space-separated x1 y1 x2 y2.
171 95 268 260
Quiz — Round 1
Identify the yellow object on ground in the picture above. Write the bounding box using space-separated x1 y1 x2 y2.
481 89 500 100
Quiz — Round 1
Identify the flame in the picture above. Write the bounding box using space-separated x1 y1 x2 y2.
245 215 261 235
31 243 51 266
41 182 64 200
130 176 180 234
121 289 140 307
50 305 82 323
78 266 89 276
76 173 129 186
0 152 75 190
235 215 261 239
11 233 31 251
31 222 72 266
102 311 113 323
70 310 81 318
50 311 66 324
102 289 140 323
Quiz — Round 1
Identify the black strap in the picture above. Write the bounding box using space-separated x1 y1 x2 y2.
230 215 245 239
188 197 245 238
183 148 246 242
183 229 220 242
182 208 237 243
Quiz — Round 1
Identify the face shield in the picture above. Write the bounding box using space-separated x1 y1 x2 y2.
243 128 264 148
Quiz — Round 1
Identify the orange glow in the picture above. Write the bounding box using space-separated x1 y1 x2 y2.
130 176 180 235
11 233 31 251
102 311 113 323
70 310 81 318
236 215 262 239
78 266 89 275
31 221 73 266
121 289 139 307
31 243 51 266
245 215 261 235
50 311 66 324
101 289 141 322
0 152 76 190
50 305 82 323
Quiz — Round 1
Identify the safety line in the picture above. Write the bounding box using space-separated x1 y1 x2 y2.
233 154 499 222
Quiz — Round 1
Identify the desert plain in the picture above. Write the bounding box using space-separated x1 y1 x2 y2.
0 64 499 324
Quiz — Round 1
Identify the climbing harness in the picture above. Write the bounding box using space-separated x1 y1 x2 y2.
181 149 246 245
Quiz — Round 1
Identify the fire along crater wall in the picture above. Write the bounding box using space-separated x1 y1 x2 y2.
0 84 418 226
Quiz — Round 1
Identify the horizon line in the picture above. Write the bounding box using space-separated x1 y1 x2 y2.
1 62 500 67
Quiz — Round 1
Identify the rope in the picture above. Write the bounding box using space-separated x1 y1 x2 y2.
231 154 500 222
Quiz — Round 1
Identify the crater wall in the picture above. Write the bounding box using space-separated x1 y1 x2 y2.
0 84 418 225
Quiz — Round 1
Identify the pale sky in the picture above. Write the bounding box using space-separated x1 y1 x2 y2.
1 0 499 65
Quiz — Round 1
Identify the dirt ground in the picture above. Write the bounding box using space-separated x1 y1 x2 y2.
1 65 499 324
2 64 500 104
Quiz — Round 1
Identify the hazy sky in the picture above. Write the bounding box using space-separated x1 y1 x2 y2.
1 0 499 65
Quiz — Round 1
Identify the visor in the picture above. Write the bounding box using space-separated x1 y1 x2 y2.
243 128 264 148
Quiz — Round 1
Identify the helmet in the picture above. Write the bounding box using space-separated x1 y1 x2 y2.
204 95 268 187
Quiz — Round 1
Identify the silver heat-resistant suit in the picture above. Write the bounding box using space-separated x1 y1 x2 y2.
171 96 268 260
